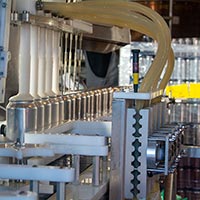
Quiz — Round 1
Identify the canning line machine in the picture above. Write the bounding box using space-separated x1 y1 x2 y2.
0 0 186 200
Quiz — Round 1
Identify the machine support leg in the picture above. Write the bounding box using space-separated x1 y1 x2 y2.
93 156 100 186
73 155 80 184
102 156 107 183
56 182 66 200
30 180 39 194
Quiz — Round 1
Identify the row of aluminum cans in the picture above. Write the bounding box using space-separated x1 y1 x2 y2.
177 157 200 200
167 101 200 124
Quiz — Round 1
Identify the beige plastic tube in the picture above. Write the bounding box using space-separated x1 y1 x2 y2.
52 30 60 95
43 1 174 108
43 1 170 74
38 27 46 98
11 24 34 101
30 25 40 99
43 1 171 86
45 29 56 96
158 48 175 90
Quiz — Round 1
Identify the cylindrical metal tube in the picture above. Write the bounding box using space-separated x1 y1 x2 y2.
92 156 100 186
49 96 59 126
98 90 102 117
42 97 51 129
101 89 105 116
73 155 80 185
102 156 107 183
58 95 64 124
108 87 113 114
90 91 94 120
56 182 66 200
103 89 108 115
71 94 76 121
34 99 44 132
6 100 37 145
63 94 71 121
86 92 91 121
76 93 82 120
30 180 39 194
81 93 86 120
94 90 99 118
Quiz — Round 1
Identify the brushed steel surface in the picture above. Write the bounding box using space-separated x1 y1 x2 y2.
6 100 37 145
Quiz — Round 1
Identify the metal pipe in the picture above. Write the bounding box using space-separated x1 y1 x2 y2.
68 33 73 91
98 90 102 117
90 91 94 120
71 94 76 121
81 92 86 120
73 34 78 90
56 182 66 200
42 97 51 129
108 88 113 114
94 90 99 118
92 156 100 186
63 94 71 121
63 32 69 94
102 156 107 183
76 93 82 120
73 155 80 185
86 92 91 121
77 34 83 90
58 95 64 123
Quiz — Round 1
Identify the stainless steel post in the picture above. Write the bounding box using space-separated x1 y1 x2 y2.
73 155 80 184
108 87 113 114
49 96 59 126
6 100 37 145
86 92 91 121
90 91 94 120
98 90 102 117
81 92 86 120
63 94 71 121
94 90 99 118
102 156 107 183
71 94 76 121
42 97 52 129
93 156 100 186
30 180 39 194
34 99 44 131
58 95 64 124
76 93 82 120
56 182 66 200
